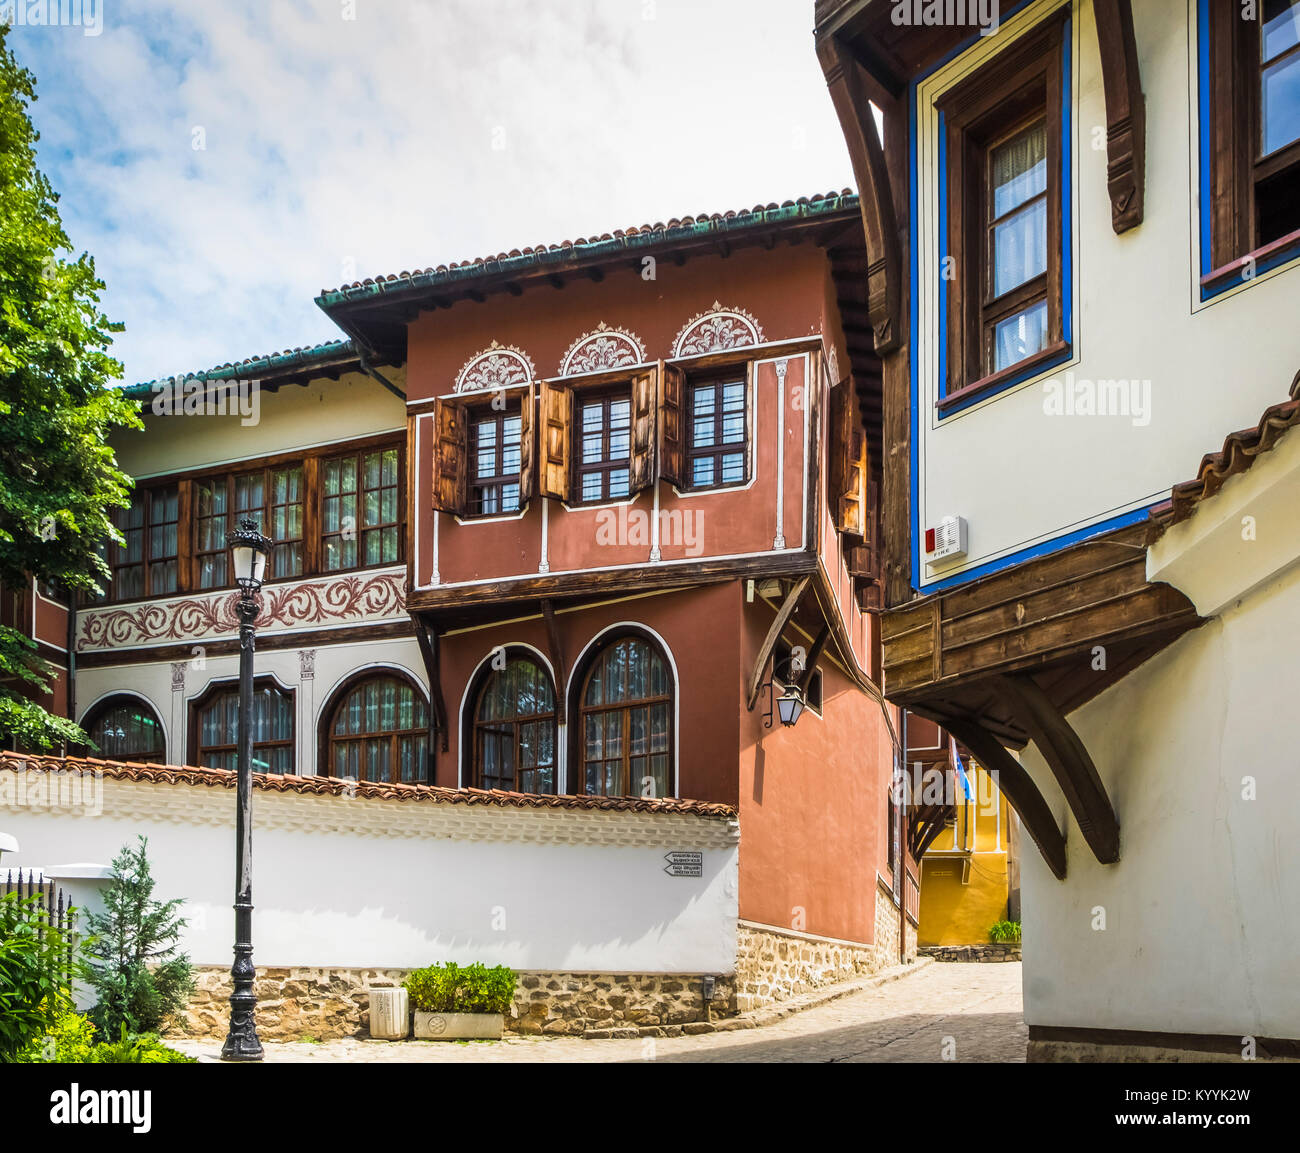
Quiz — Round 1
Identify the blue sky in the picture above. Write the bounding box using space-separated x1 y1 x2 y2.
11 0 855 384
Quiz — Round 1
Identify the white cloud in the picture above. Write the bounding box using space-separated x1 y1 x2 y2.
13 0 855 382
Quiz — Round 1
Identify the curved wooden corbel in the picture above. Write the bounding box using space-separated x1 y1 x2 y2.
1094 0 1145 233
818 36 901 351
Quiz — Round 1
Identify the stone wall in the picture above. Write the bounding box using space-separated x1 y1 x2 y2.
733 883 915 1013
921 943 1021 962
173 965 738 1042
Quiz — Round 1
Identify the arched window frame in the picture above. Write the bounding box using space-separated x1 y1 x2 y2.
567 626 677 800
79 693 167 764
461 645 558 795
187 675 296 775
318 667 431 785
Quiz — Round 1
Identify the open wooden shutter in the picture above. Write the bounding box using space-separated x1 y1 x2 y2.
517 386 535 505
431 396 467 516
629 367 658 495
658 361 686 488
538 380 571 502
831 380 868 537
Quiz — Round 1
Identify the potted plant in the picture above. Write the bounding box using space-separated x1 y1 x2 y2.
405 962 516 1040
988 919 1022 945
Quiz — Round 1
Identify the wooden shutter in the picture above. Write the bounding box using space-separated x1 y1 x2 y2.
538 380 571 502
517 387 535 505
658 361 686 488
629 367 657 495
847 481 880 579
830 380 867 537
430 396 467 516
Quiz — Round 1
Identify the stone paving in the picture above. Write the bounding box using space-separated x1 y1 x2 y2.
172 961 1026 1063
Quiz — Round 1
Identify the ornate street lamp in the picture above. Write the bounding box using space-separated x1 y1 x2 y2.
761 658 807 729
221 516 270 1063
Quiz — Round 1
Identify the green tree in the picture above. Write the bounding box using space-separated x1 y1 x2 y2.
86 837 194 1037
0 23 140 750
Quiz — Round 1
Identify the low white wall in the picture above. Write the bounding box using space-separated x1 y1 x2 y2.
1021 453 1300 1040
1 771 740 976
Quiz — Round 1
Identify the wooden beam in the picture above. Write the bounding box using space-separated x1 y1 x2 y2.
541 598 567 724
746 576 811 711
817 37 901 352
941 715 1068 880
414 616 450 754
996 673 1120 864
797 624 831 697
1094 0 1145 232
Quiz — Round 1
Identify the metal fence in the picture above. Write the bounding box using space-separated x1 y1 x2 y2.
1 868 77 986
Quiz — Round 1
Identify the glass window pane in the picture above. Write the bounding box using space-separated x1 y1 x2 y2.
692 457 715 487
1264 0 1300 60
991 121 1047 218
608 469 630 498
1262 50 1300 155
993 299 1049 373
992 198 1048 297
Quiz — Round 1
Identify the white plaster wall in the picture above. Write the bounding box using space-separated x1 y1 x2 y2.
1020 567 1300 1039
113 369 407 479
2 785 740 974
75 636 426 774
914 0 1300 588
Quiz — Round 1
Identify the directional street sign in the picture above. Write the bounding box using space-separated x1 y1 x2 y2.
663 850 703 877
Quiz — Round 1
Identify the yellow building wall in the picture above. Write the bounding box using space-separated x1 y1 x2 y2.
918 763 1012 947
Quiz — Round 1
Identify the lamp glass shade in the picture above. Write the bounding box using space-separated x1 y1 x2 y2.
776 687 805 727
227 517 271 591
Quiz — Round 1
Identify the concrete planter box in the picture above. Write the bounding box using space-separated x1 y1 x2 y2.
413 1010 505 1040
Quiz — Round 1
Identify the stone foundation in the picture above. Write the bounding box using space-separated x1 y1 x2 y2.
921 943 1021 962
733 884 915 1013
172 965 738 1041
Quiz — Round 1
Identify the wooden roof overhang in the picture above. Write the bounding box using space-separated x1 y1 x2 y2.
878 523 1200 879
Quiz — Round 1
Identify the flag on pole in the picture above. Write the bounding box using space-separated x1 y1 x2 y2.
950 735 973 800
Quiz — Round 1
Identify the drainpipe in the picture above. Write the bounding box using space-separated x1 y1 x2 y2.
65 591 76 731
899 707 907 965
357 350 406 402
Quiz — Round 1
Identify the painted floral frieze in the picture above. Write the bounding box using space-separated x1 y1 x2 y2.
559 323 647 376
77 569 407 652
672 302 765 357
454 340 536 393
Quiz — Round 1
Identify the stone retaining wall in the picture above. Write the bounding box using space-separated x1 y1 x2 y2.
920 943 1021 962
172 965 738 1042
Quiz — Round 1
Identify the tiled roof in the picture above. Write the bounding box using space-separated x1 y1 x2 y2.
0 752 738 820
316 190 860 306
1153 370 1300 531
120 339 359 400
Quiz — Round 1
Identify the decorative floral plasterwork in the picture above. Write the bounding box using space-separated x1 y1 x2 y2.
671 302 765 358
827 345 840 386
77 570 407 652
453 341 536 393
558 323 647 376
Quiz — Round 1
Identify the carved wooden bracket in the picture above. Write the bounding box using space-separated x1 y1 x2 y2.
1094 0 1145 233
997 674 1120 865
941 715 1068 881
746 576 811 712
819 37 901 351
414 616 450 754
541 599 567 725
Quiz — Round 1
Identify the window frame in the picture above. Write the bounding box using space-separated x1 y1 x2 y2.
569 628 676 800
193 463 306 590
319 669 431 786
935 8 1071 416
465 400 525 518
188 676 296 775
1203 0 1300 296
571 385 634 506
683 368 751 491
320 443 403 574
465 649 558 794
98 483 180 602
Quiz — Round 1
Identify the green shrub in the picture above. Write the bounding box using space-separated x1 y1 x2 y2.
404 962 516 1014
86 837 195 1037
0 891 82 1061
16 1009 194 1063
989 919 1022 944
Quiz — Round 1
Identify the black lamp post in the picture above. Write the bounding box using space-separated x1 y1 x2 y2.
220 516 270 1062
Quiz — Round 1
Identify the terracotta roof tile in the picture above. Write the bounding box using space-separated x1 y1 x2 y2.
1150 370 1300 535
0 752 737 820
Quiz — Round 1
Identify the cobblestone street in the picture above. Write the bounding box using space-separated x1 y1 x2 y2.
174 961 1026 1063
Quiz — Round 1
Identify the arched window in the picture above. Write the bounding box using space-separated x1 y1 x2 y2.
192 679 295 774
81 696 166 763
577 633 673 799
470 654 556 794
324 673 429 785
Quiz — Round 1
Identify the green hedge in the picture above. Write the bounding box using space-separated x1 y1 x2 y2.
403 962 516 1014
15 1010 195 1063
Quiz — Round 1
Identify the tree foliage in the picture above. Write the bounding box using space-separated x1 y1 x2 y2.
86 837 194 1037
0 24 140 749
